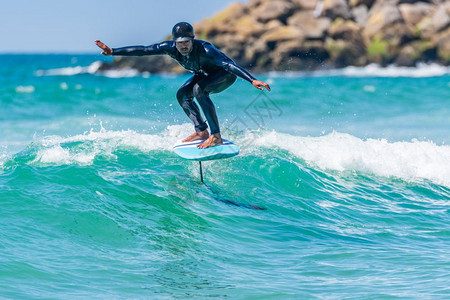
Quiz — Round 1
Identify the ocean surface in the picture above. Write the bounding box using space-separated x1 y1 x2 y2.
1 54 449 299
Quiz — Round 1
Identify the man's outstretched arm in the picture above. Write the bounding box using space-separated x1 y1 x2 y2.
95 40 174 56
217 58 271 91
204 44 271 92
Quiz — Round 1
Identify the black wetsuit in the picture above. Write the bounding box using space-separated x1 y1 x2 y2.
112 39 256 134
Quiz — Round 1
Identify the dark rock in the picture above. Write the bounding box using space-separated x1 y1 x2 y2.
364 1 403 39
321 0 351 19
399 2 434 25
250 0 296 23
100 0 450 73
349 0 376 9
351 5 369 26
287 11 331 40
436 27 450 63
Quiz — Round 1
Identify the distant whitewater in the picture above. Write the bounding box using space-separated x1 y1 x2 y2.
1 54 450 298
34 60 450 79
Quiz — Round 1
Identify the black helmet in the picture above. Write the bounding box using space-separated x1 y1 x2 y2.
172 22 195 42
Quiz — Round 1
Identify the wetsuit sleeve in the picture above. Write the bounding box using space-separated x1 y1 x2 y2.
112 41 174 56
204 44 256 83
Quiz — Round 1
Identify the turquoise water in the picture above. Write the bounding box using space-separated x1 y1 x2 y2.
1 54 450 298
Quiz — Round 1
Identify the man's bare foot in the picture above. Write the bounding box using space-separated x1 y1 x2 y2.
198 133 223 149
182 130 209 142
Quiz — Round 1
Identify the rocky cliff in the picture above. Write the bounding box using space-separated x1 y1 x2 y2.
99 0 450 73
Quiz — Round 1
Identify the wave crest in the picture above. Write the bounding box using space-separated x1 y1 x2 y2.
4 127 450 187
252 131 450 186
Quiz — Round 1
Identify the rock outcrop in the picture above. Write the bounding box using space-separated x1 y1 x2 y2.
99 0 450 73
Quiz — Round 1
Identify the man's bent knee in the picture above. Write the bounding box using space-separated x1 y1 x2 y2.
176 89 186 103
192 84 207 101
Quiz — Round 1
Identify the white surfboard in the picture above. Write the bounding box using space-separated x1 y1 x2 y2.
173 139 239 161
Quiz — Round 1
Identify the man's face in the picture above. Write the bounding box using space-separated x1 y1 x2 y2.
176 40 193 56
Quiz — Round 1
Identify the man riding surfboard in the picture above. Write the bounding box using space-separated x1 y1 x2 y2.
95 22 271 148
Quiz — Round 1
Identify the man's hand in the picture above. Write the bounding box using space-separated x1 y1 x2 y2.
252 80 271 91
95 40 113 56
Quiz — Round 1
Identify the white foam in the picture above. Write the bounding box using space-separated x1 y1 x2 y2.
340 63 450 78
60 82 68 90
32 124 193 166
38 145 72 164
101 68 140 78
35 61 142 78
35 61 101 76
21 125 450 187
0 153 7 169
251 131 450 187
267 63 450 78
15 85 35 93
363 85 376 92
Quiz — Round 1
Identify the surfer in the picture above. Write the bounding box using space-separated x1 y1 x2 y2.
95 22 271 148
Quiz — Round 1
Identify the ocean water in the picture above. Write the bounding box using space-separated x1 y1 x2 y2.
1 54 450 299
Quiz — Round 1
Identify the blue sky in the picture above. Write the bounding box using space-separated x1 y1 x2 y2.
0 0 245 53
